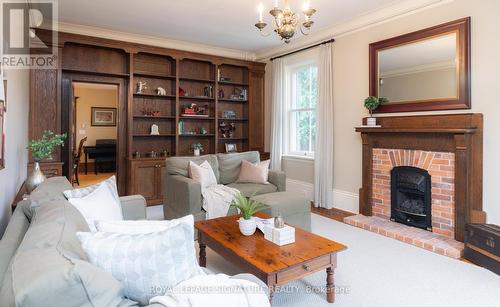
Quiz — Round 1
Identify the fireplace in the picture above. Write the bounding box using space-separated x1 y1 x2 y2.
391 166 432 231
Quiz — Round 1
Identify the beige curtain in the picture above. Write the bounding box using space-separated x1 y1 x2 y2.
314 43 334 208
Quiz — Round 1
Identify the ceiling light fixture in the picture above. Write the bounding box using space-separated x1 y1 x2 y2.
255 0 316 43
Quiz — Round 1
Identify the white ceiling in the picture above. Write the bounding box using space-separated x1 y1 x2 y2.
58 0 400 52
379 33 457 74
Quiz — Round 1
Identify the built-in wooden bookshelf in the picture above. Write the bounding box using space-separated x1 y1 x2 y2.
130 58 252 159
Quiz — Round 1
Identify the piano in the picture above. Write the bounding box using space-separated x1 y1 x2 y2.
84 139 117 175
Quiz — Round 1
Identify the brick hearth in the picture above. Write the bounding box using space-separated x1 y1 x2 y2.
344 215 464 258
372 149 456 238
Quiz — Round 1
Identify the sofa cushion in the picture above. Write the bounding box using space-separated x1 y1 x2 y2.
167 154 220 183
217 151 260 184
250 192 310 216
0 177 134 307
227 183 277 198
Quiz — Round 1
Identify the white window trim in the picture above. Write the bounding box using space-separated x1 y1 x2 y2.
284 59 318 158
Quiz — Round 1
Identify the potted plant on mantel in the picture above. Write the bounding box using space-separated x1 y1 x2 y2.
230 192 270 236
26 130 66 192
191 143 204 156
364 96 388 126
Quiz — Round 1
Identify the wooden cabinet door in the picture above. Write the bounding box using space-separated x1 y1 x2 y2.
132 162 158 202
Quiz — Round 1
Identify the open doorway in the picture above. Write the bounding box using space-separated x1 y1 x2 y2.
72 82 119 187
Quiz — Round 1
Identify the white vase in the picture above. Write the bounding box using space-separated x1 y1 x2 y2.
193 149 200 156
367 117 377 126
239 217 257 236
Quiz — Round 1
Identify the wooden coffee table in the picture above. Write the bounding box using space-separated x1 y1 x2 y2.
195 213 347 304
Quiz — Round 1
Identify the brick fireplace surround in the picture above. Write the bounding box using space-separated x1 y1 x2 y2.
346 114 485 258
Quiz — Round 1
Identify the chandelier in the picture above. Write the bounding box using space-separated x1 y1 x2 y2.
254 0 316 43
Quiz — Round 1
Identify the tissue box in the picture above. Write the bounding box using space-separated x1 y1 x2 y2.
264 225 295 246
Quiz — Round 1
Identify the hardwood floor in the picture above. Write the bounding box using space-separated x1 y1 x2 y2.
311 204 356 222
75 172 115 188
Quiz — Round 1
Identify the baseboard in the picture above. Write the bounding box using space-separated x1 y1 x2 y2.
286 179 359 214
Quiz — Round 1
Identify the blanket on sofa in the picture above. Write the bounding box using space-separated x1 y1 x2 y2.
149 274 270 307
201 185 239 219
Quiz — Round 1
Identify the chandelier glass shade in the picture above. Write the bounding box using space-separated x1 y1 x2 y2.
255 0 316 43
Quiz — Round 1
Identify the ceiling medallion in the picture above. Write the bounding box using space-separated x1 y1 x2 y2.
255 0 316 43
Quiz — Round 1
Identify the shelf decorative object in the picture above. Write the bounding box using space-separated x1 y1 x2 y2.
219 121 236 138
150 124 160 135
136 81 147 94
155 87 167 96
254 0 316 43
26 130 66 192
191 143 204 156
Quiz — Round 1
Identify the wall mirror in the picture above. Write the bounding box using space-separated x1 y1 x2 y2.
370 17 470 113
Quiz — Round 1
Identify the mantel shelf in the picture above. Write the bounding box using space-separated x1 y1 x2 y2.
355 128 477 134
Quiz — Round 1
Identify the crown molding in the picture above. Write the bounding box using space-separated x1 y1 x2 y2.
56 22 258 61
256 0 454 60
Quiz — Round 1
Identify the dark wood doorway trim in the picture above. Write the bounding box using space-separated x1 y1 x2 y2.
355 113 484 242
61 73 128 195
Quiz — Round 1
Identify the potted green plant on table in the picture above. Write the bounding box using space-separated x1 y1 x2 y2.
191 143 204 156
26 130 66 192
230 192 270 236
364 96 388 126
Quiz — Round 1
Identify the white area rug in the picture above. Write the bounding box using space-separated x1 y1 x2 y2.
201 213 500 307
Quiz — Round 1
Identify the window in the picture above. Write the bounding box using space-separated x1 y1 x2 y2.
287 64 318 157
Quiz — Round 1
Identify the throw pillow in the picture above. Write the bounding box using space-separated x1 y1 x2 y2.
189 160 217 189
236 160 270 184
76 215 201 306
69 183 124 231
95 215 193 234
63 175 119 203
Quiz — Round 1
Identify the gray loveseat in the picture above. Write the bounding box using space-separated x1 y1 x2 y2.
0 177 266 307
164 151 286 221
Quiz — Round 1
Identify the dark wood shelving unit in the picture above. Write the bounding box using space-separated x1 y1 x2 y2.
133 115 176 120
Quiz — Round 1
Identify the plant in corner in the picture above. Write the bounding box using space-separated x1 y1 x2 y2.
26 130 67 192
230 192 270 236
191 143 204 156
364 96 388 126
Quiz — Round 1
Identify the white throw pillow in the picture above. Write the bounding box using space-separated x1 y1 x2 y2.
236 160 270 184
189 160 217 189
95 215 193 234
69 183 123 232
76 215 201 306
63 175 119 203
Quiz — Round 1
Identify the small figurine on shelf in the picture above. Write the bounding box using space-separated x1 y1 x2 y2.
161 150 169 157
200 127 208 135
218 88 225 99
179 87 188 97
155 87 167 96
133 151 141 159
136 81 147 94
218 121 236 138
191 143 204 156
179 121 185 134
203 85 213 98
150 124 160 135
152 110 161 117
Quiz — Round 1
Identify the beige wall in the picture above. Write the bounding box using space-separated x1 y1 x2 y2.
74 85 118 162
0 70 30 236
380 67 457 102
265 0 500 224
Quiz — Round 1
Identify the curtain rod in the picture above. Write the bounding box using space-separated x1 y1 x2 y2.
270 38 335 61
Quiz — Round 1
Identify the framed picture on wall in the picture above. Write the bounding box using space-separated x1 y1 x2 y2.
91 107 117 126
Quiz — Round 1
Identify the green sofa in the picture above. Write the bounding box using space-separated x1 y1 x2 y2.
0 177 267 307
164 151 286 221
